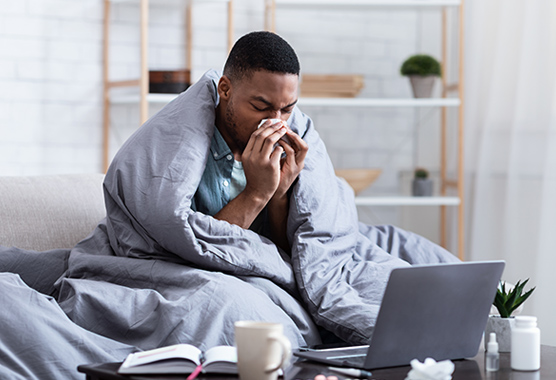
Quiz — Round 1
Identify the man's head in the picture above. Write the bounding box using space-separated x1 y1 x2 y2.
217 32 300 157
223 31 300 83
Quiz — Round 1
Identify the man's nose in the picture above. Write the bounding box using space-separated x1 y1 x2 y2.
267 111 286 121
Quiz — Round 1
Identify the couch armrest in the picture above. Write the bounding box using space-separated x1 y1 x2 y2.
0 174 105 251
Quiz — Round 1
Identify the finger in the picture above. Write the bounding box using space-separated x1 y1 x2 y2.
281 134 307 166
259 127 288 157
269 145 284 165
314 375 327 380
244 122 278 155
283 129 306 150
277 139 295 163
244 124 283 159
252 123 286 151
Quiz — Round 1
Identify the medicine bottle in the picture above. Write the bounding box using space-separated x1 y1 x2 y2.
511 315 541 371
485 332 499 371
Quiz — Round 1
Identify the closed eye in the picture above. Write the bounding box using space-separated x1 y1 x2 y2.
252 104 268 112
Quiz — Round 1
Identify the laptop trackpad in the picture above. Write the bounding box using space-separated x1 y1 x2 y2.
293 346 369 368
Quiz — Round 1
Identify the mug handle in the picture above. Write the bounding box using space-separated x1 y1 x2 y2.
264 333 292 373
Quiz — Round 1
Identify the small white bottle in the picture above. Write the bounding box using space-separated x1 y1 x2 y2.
511 315 541 371
486 332 499 371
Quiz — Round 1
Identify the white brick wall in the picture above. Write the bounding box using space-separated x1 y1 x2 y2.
0 0 454 242
0 0 103 175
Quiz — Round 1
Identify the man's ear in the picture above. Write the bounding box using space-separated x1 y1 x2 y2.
218 75 232 101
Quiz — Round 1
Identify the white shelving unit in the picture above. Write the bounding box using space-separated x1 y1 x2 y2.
355 196 460 207
111 94 461 108
297 98 460 108
270 0 460 6
265 0 465 258
102 0 234 171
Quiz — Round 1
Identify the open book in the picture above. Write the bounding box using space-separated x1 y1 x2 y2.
118 344 237 375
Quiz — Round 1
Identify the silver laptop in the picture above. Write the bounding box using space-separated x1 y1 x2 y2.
294 260 505 370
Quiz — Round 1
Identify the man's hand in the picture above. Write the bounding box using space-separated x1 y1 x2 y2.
214 120 307 254
273 125 308 200
253 120 308 253
241 121 291 203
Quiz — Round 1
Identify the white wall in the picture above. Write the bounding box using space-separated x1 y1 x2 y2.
0 0 104 175
0 0 451 244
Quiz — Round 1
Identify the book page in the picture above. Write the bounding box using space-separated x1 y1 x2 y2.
120 344 202 369
202 345 237 367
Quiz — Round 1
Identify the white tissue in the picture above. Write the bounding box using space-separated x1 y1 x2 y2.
258 118 285 128
404 357 455 380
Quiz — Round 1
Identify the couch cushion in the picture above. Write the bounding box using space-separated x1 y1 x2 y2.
0 174 105 251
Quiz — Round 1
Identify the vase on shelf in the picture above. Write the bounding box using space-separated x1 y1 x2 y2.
412 168 433 196
408 75 436 98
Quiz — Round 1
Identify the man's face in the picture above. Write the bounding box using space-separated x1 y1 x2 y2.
217 70 299 154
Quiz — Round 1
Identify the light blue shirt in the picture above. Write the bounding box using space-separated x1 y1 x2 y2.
230 160 246 201
192 127 266 233
192 127 235 216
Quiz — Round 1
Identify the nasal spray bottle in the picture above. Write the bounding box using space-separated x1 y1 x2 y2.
486 332 499 371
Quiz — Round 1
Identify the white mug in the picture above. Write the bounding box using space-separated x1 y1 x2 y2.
234 321 292 380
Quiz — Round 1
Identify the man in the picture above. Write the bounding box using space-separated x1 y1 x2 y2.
193 31 308 253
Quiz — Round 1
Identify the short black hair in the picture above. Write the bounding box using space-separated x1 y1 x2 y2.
223 31 300 82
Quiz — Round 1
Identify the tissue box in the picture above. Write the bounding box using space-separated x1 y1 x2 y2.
149 70 191 94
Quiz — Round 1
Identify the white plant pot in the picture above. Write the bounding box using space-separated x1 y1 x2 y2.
485 316 515 353
408 75 436 98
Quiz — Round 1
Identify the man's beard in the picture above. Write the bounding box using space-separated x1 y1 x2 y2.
225 100 248 153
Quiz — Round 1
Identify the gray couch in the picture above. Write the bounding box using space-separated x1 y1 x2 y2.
0 174 105 251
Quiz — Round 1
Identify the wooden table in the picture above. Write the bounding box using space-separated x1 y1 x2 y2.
78 345 556 380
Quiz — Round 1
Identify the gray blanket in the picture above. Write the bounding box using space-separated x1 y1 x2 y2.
0 70 457 379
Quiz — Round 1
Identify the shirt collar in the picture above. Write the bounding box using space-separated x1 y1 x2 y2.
210 126 233 160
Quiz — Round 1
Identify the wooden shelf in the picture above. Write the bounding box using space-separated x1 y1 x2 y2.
355 196 461 206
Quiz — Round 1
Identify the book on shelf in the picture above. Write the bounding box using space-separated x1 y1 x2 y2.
118 343 238 375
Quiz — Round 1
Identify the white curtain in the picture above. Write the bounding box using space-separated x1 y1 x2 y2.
465 0 556 345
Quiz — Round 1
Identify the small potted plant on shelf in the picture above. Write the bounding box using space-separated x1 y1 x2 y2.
412 167 433 196
400 54 442 98
485 279 536 352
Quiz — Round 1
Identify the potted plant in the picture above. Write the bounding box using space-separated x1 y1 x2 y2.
412 168 433 196
400 54 442 98
485 279 536 352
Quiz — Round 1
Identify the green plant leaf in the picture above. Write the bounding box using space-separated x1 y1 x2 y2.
506 287 520 312
511 287 536 313
491 279 535 317
400 54 442 77
500 281 506 295
494 290 506 305
494 290 510 317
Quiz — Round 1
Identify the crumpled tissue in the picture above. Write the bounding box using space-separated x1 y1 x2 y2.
404 357 455 380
